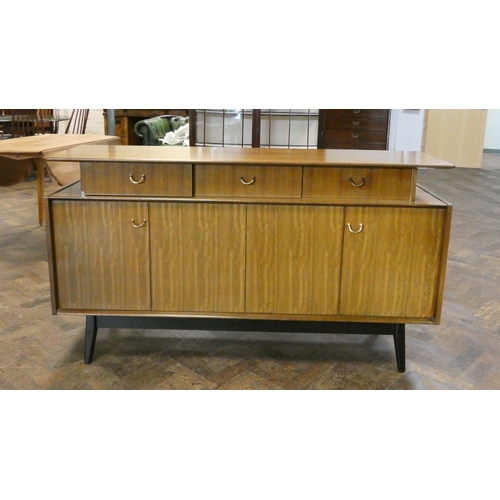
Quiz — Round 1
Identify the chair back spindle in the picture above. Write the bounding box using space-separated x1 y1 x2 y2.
65 109 89 134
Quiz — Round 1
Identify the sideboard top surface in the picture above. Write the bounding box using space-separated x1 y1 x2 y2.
45 145 455 169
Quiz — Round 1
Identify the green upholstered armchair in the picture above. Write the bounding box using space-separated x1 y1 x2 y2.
133 115 189 145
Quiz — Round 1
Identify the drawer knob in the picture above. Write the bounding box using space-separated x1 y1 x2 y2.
129 173 146 185
351 133 359 139
348 176 365 187
131 219 147 228
347 223 363 234
352 120 360 125
240 175 256 185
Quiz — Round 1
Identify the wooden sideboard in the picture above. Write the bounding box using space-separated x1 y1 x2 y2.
44 146 454 371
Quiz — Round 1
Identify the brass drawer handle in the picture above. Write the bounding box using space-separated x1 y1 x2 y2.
352 120 360 125
240 175 256 185
351 133 359 139
131 219 147 228
347 223 363 234
129 173 146 185
348 176 365 187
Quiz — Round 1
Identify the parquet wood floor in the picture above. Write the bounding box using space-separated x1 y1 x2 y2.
1 156 500 390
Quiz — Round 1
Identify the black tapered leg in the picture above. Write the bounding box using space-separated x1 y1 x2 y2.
393 324 406 373
84 315 98 364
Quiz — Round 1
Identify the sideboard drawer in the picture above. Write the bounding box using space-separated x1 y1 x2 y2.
324 128 389 144
325 116 389 130
330 109 389 119
80 162 193 196
302 167 416 201
194 165 302 198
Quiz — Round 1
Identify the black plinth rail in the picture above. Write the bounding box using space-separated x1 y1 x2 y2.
84 315 406 372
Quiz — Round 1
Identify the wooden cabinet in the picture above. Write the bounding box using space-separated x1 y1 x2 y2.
45 146 454 371
318 109 390 150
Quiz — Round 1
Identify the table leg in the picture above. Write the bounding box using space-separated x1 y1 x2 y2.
34 157 46 225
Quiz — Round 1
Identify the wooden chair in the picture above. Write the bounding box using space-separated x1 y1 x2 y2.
65 109 89 134
35 109 60 134
46 109 90 187
5 109 38 138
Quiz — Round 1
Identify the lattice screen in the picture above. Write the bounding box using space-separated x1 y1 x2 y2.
193 109 319 148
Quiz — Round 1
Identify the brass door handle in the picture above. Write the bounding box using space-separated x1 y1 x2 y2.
131 219 147 228
129 173 146 185
240 175 256 185
348 176 365 187
347 223 363 234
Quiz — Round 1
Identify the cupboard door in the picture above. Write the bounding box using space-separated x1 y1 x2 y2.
150 203 246 312
51 200 151 311
246 205 344 314
340 207 445 319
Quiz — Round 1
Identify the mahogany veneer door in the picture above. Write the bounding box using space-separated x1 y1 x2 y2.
246 205 344 314
51 200 151 311
150 203 246 313
340 206 445 318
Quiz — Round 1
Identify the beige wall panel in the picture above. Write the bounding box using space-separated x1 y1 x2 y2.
422 109 487 168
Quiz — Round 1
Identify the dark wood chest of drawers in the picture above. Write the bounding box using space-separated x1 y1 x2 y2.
318 109 390 150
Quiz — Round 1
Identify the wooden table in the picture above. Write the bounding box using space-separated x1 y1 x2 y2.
0 134 120 224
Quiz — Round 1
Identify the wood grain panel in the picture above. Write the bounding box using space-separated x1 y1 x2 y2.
150 203 246 312
194 165 302 198
45 145 454 169
405 208 446 318
340 207 445 319
422 109 487 168
246 205 344 314
303 167 416 201
80 162 192 196
51 200 151 310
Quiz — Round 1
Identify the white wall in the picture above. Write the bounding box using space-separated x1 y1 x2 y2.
484 110 500 150
86 109 105 134
388 110 425 151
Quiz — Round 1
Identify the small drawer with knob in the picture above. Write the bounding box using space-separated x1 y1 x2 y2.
302 167 416 201
194 165 302 198
80 162 193 196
